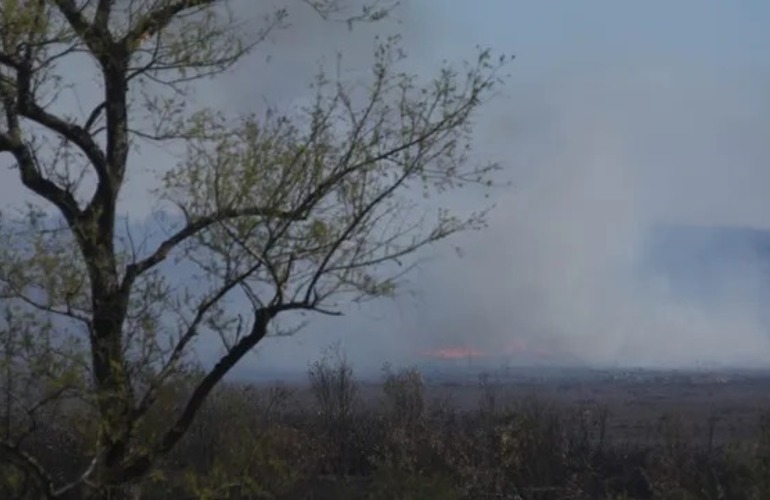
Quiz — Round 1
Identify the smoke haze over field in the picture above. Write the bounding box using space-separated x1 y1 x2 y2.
244 0 770 372
4 1 770 373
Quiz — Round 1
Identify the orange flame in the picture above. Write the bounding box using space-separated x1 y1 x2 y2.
422 346 484 360
422 339 554 361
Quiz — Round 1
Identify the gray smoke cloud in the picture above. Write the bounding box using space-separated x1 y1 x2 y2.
399 66 770 370
246 61 770 372
4 1 770 374
132 2 770 372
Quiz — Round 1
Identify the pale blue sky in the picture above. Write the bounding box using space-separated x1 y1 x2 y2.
421 0 770 69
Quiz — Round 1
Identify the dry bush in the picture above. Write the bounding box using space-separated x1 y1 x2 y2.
8 364 770 499
307 345 370 478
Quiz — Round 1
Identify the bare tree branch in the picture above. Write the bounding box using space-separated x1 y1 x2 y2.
93 0 113 30
133 260 263 419
123 206 305 286
0 289 91 325
123 0 222 49
52 452 100 497
123 299 319 479
49 0 110 52
16 96 108 180
0 440 55 499
0 133 81 221
0 52 22 71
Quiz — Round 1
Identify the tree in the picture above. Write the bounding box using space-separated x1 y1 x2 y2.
0 0 508 497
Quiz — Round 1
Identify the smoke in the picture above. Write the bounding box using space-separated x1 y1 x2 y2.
403 66 770 370
218 2 770 372
4 1 770 373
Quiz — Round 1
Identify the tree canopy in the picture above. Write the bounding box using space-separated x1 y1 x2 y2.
0 1 509 497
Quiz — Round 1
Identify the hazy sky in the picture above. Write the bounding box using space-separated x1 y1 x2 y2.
4 1 770 374
237 0 770 372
